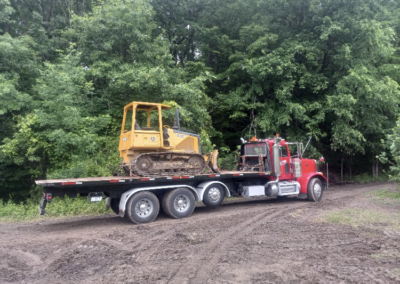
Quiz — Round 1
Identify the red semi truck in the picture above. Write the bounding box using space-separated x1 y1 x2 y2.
36 135 327 224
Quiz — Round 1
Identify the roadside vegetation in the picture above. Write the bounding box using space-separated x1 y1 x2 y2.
319 187 400 230
2 0 400 203
322 208 400 230
0 196 108 223
369 187 400 201
342 174 389 184
0 0 399 224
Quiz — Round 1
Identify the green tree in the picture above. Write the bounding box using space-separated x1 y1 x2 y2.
0 33 41 199
1 51 111 194
152 0 400 178
65 0 212 131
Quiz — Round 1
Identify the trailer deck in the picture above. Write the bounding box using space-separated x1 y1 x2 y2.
35 171 273 188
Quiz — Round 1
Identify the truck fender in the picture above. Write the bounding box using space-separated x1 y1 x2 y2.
118 185 198 217
196 181 231 201
297 173 327 194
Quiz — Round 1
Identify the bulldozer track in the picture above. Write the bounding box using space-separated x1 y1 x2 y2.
127 152 207 177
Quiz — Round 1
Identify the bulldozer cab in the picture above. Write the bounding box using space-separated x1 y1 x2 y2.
117 101 217 175
119 102 171 153
118 101 203 167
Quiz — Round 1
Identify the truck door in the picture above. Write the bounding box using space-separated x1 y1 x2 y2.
279 145 291 180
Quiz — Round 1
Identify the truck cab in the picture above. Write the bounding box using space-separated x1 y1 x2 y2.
238 136 326 201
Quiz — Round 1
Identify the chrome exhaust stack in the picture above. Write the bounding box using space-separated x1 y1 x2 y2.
265 133 281 196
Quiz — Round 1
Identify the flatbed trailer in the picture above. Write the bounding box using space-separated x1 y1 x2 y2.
36 135 328 224
36 168 327 224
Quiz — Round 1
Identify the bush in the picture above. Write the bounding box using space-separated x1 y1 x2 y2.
218 146 239 170
343 173 388 183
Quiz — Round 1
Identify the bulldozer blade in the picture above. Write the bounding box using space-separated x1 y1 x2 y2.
209 150 220 173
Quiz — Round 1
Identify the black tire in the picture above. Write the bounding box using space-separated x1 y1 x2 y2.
157 194 167 215
126 191 160 224
162 188 196 219
202 184 225 208
110 198 120 215
307 178 323 202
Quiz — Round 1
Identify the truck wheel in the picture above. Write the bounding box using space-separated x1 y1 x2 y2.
162 188 195 219
202 184 225 208
110 198 120 215
126 191 160 224
307 178 323 202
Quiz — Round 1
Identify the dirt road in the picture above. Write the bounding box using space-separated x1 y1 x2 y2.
1 182 400 283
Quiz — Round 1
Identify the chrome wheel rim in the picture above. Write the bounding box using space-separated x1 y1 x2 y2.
174 194 190 212
135 198 154 218
314 183 322 198
208 187 221 202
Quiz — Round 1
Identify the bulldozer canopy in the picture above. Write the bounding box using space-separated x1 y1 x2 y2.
124 102 171 111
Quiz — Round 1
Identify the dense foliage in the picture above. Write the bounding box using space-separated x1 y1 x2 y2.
1 0 400 200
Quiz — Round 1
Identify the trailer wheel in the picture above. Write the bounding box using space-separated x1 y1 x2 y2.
162 188 195 219
202 184 225 208
126 191 160 224
110 198 120 215
307 178 323 202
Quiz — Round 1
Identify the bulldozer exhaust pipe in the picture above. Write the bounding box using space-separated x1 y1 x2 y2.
173 108 181 130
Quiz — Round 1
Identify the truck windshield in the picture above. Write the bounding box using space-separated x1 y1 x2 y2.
245 143 267 156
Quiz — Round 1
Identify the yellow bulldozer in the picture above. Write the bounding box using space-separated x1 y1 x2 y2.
118 101 219 176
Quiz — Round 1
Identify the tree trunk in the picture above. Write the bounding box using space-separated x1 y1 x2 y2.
349 156 352 180
372 163 374 178
326 162 329 188
3 22 9 34
372 154 376 178
341 152 344 182
42 0 53 22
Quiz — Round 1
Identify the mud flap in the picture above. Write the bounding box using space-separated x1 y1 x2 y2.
39 197 47 215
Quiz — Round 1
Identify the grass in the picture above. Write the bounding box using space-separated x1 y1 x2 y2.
319 186 400 229
391 269 400 276
371 253 386 260
343 173 389 183
289 209 303 218
371 249 399 261
0 195 110 223
321 208 400 229
368 188 400 200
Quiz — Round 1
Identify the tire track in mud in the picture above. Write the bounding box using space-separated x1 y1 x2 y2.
45 228 176 277
109 202 285 264
0 248 42 267
383 230 400 239
124 228 176 263
74 183 397 283
169 183 393 283
170 202 307 283
115 204 284 266
44 184 392 282
0 182 397 284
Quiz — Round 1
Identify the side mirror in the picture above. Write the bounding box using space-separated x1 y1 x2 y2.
296 143 302 158
273 144 281 177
